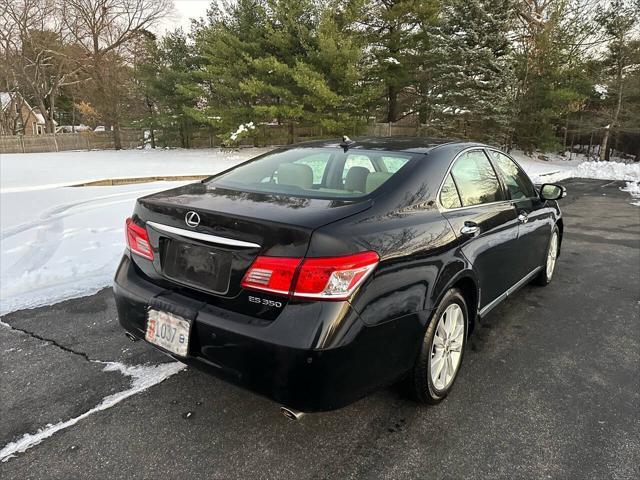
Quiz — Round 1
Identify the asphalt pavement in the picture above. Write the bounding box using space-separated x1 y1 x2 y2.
1 178 639 479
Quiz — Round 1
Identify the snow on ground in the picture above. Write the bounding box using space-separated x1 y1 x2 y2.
0 182 189 315
1 146 639 316
1 147 271 315
621 181 640 206
512 150 640 183
512 150 640 206
0 147 272 192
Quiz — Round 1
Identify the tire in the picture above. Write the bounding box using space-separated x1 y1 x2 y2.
534 226 560 286
410 288 468 404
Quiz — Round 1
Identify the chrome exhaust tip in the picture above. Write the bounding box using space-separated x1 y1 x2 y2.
125 332 139 342
280 406 305 421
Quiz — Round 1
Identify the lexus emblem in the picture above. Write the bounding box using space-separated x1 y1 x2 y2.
185 211 200 228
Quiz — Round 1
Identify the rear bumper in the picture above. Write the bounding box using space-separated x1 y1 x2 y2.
113 255 423 411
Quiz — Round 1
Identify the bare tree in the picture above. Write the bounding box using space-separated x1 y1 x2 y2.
63 0 172 148
0 0 85 136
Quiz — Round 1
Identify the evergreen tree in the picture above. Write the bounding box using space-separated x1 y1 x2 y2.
190 0 268 134
137 29 199 147
419 0 516 143
192 0 367 140
360 0 439 123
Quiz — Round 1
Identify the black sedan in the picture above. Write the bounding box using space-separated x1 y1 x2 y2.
114 137 565 415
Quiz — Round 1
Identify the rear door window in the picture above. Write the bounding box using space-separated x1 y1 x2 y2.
450 150 504 207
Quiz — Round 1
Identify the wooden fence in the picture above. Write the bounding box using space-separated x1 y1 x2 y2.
0 129 144 154
1 123 435 155
368 122 441 137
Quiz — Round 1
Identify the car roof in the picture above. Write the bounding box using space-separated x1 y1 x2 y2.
288 136 487 154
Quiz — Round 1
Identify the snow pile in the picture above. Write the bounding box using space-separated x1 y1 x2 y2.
512 150 640 186
557 161 639 183
0 361 185 462
621 181 640 206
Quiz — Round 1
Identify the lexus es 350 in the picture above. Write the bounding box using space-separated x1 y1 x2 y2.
114 137 565 413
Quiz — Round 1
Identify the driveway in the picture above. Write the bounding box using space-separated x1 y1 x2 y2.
1 179 638 479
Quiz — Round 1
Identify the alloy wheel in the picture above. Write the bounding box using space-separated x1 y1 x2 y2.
546 231 558 280
430 303 465 391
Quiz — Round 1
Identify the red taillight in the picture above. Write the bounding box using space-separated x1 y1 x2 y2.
125 218 154 260
295 251 379 299
241 251 379 300
240 256 301 295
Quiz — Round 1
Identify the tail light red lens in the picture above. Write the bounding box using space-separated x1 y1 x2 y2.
241 256 301 295
125 218 154 260
294 251 379 299
241 251 379 300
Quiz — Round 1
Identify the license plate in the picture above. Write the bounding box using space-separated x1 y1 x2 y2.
146 309 190 356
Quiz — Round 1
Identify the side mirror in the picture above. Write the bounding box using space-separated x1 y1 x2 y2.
540 183 566 201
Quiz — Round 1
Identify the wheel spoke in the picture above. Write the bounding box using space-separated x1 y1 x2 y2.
450 351 461 366
443 311 452 337
446 354 454 383
439 355 448 382
437 318 448 341
432 355 446 382
452 305 463 326
450 323 464 342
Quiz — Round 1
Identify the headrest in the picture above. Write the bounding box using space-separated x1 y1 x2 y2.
277 163 313 189
344 166 370 192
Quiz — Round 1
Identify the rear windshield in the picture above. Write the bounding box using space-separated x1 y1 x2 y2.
208 148 414 199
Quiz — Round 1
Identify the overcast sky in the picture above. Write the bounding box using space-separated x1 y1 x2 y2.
159 0 212 33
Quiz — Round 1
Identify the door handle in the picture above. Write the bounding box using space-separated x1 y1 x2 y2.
460 222 479 236
518 212 529 224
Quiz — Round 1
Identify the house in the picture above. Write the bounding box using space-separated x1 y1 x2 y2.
0 92 56 135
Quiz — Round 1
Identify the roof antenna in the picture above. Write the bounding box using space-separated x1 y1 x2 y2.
340 135 356 151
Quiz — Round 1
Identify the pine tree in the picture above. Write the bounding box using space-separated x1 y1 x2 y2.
419 0 516 144
359 0 439 123
192 0 367 140
137 29 199 147
190 0 268 134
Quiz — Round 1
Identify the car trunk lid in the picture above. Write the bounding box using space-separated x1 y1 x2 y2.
132 182 372 298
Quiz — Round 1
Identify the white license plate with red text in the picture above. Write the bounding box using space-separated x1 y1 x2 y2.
146 309 190 356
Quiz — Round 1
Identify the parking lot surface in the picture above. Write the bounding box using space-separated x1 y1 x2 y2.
1 179 639 479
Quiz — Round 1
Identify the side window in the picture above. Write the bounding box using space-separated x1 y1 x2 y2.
440 173 462 209
381 155 410 173
489 151 537 200
450 150 504 206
